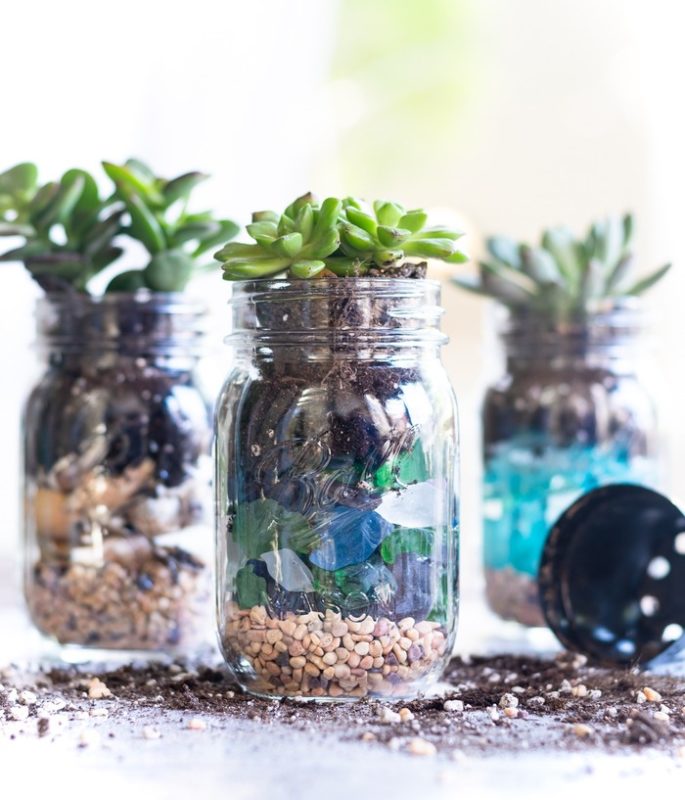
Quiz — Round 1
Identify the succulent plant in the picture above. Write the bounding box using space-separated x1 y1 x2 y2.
0 162 124 292
451 213 671 318
0 159 238 294
215 192 467 280
102 159 239 292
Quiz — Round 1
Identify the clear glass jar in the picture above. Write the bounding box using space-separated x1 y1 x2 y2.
482 303 659 627
215 278 459 699
23 292 213 653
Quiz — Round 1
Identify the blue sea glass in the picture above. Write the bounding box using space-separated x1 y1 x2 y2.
483 438 658 578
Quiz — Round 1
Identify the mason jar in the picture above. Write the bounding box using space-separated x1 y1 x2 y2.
23 292 213 653
482 302 659 627
215 278 459 699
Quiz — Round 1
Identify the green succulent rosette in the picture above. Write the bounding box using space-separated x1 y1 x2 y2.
216 192 468 280
452 213 671 319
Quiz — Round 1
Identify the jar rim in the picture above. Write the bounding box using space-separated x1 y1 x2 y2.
225 276 447 349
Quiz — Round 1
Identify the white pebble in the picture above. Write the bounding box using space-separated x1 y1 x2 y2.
377 706 402 724
19 690 37 706
9 705 29 721
406 737 436 756
443 699 464 712
143 726 162 740
499 693 519 709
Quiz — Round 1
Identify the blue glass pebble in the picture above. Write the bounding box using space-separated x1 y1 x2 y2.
309 505 393 570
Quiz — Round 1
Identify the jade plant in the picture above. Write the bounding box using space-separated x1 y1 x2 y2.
0 160 238 294
451 213 671 319
215 192 467 279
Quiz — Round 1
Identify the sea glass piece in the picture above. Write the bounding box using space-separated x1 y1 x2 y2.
309 506 393 570
376 480 439 528
260 548 315 593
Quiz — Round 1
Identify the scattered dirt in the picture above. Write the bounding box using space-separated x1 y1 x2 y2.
2 653 684 757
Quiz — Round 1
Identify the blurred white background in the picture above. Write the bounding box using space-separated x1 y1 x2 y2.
2 0 685 643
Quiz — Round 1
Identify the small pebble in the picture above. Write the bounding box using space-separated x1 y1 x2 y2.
572 724 593 738
571 684 588 698
499 693 519 709
589 690 602 700
187 718 207 731
653 711 670 723
37 717 49 737
361 732 376 742
503 707 518 719
642 687 662 703
399 707 415 723
90 708 108 718
377 707 401 724
635 691 647 704
406 737 436 756
9 705 29 722
86 678 112 700
19 690 38 706
443 699 464 712
527 697 545 707
143 726 162 740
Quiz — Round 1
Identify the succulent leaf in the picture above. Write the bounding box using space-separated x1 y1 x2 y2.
216 193 465 280
453 214 671 319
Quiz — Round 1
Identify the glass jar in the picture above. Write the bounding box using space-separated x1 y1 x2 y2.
215 278 459 699
482 303 659 627
23 292 213 653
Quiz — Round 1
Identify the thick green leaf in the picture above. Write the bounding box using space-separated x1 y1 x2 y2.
270 232 303 258
314 197 343 234
341 223 375 252
171 221 220 247
541 227 583 284
163 171 209 206
374 200 404 227
82 209 125 256
398 210 428 234
31 174 85 231
122 190 166 253
625 263 672 296
377 226 411 247
102 161 165 207
221 257 291 279
192 218 240 257
324 258 369 277
604 253 634 293
487 236 521 268
143 249 195 291
520 244 561 284
105 269 147 293
0 222 35 236
345 206 377 236
289 259 326 278
0 163 38 197
296 203 314 241
403 238 456 258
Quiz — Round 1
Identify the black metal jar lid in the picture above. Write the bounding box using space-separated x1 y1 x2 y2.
538 484 685 665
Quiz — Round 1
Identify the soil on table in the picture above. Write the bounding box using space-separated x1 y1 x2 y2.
2 653 684 757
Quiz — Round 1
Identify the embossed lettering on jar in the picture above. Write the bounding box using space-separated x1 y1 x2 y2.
215 279 459 699
482 303 659 627
23 293 213 653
